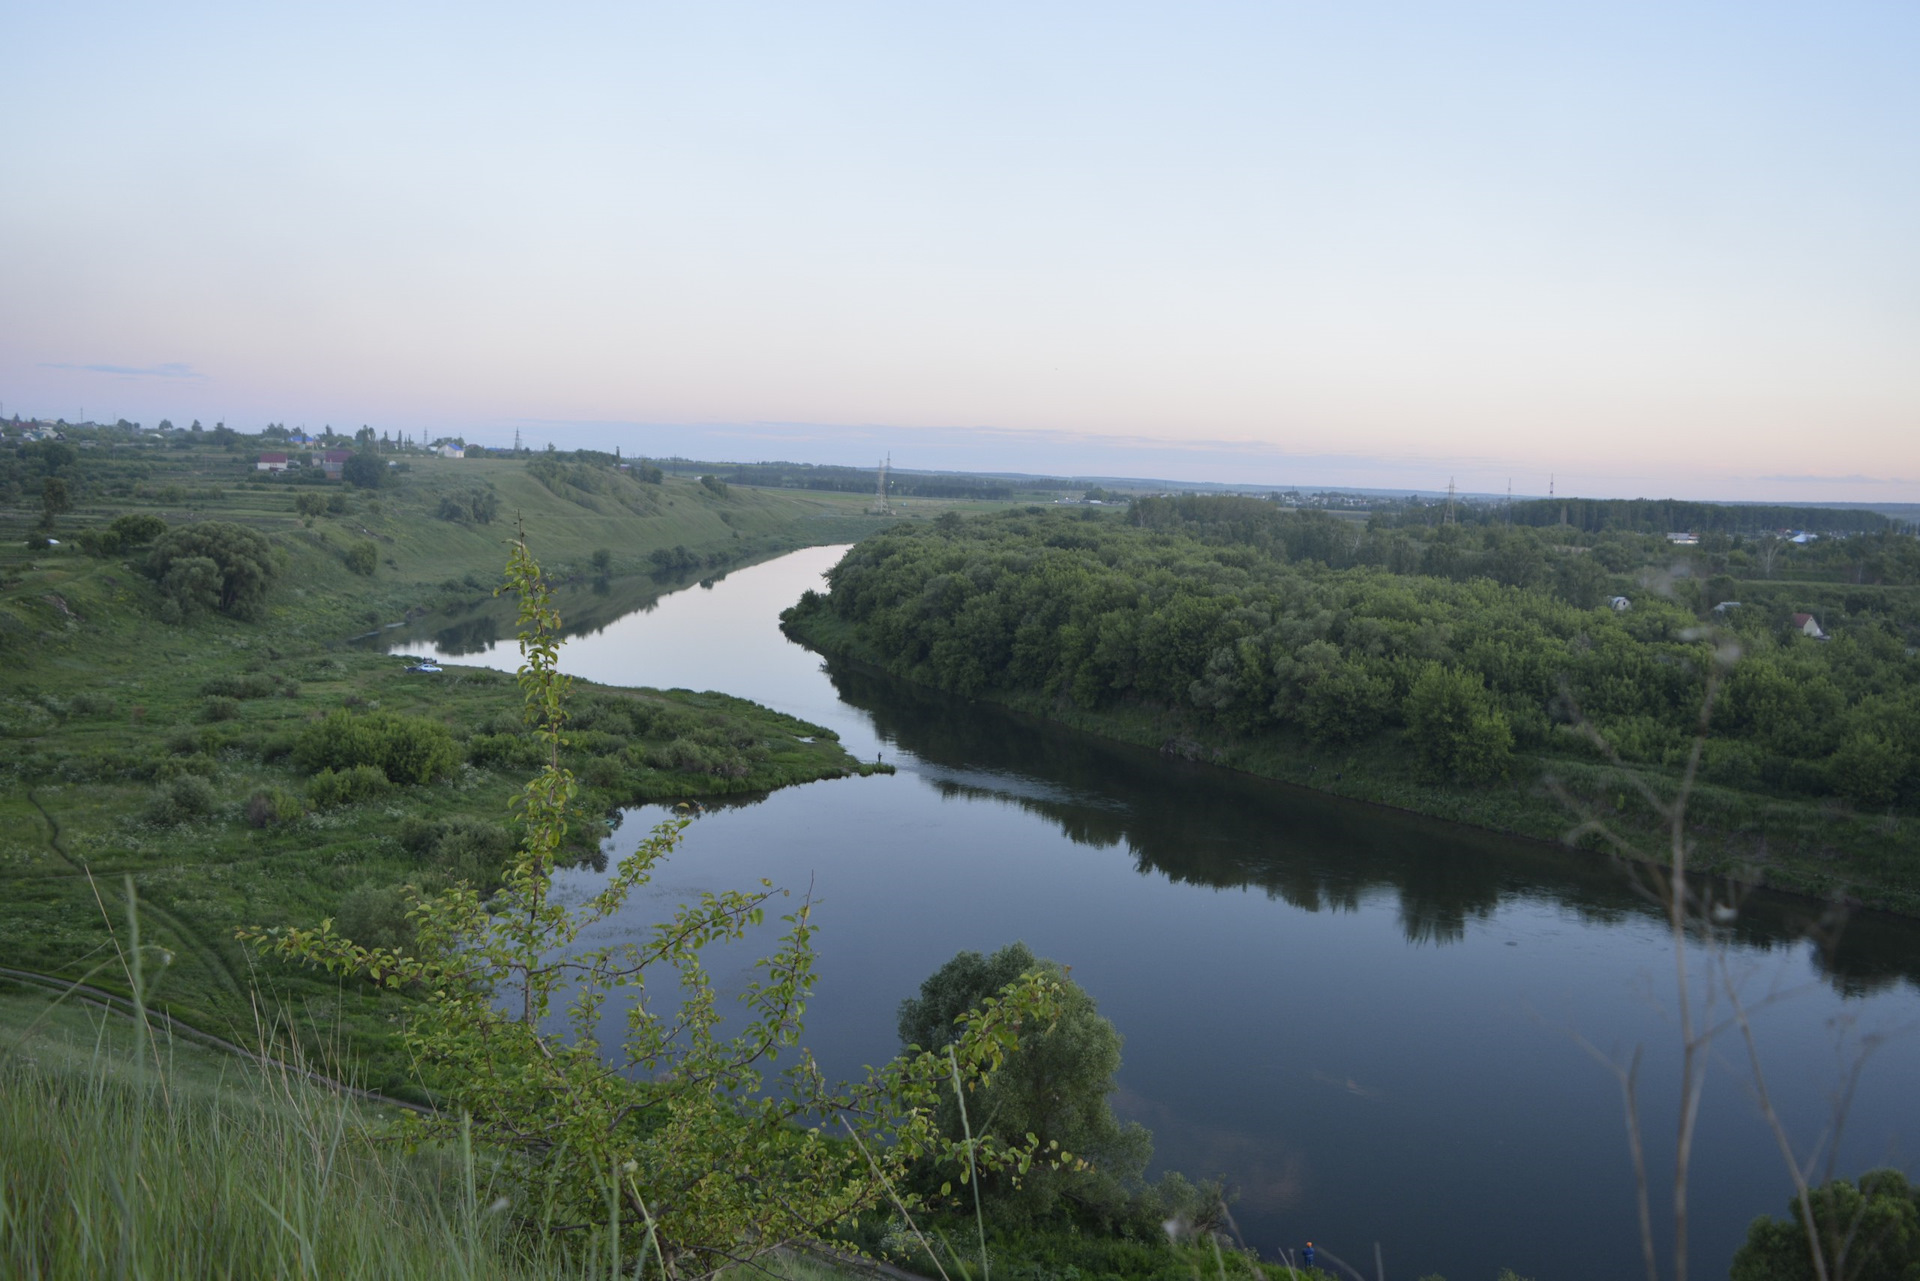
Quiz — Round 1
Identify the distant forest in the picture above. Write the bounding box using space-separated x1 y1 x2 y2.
1463 497 1892 535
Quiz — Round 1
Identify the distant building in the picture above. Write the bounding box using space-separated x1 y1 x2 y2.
1711 600 1742 614
256 452 289 473
1792 612 1826 639
437 443 465 459
1609 596 1632 612
1666 532 1699 546
321 449 352 479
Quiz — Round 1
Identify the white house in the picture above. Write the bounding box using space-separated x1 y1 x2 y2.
437 443 465 459
1608 596 1632 612
1792 612 1826 639
256 452 289 473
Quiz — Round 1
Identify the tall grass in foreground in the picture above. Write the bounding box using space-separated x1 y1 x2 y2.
0 1009 576 1280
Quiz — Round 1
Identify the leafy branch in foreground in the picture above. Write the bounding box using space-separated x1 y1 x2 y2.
244 531 1066 1278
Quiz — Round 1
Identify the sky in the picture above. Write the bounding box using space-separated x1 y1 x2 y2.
4 2 1917 501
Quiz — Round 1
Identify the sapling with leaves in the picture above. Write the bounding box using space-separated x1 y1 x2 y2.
243 529 1068 1278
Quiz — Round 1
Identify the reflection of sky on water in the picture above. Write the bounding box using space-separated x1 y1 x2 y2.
437 545 1920 1281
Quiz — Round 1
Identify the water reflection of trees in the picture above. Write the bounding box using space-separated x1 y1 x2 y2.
354 568 722 656
823 659 1919 992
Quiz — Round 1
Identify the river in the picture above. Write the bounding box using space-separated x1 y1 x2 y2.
384 544 1920 1281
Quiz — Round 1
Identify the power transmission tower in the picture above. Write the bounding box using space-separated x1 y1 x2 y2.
1445 477 1456 525
870 454 892 514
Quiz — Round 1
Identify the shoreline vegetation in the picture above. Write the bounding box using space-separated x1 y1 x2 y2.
0 428 929 1089
780 500 1920 917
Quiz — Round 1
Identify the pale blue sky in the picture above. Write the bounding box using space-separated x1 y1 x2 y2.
4 2 1916 498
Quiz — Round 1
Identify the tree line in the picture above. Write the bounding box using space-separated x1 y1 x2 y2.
785 504 1920 807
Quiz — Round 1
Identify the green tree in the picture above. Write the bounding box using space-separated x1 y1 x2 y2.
146 521 276 618
344 541 378 576
342 449 385 489
108 513 166 547
899 943 1151 1225
1403 662 1514 782
39 476 70 529
1731 1169 1920 1281
590 548 613 578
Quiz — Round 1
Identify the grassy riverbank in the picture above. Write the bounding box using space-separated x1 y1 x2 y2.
0 434 912 1085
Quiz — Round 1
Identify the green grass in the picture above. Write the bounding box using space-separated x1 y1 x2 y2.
0 441 959 1086
0 982 576 1280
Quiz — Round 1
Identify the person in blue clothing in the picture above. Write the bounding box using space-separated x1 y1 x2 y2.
1302 1241 1315 1269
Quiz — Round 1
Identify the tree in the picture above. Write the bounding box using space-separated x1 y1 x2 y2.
248 536 1066 1277
898 943 1151 1225
146 521 276 618
1731 1169 1920 1281
591 548 613 578
342 449 385 489
159 555 223 619
1403 662 1513 782
344 541 378 576
39 477 71 529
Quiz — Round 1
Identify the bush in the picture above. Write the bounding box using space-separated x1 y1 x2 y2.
199 696 241 723
307 764 391 808
244 787 304 827
467 732 545 770
201 672 279 700
294 710 459 785
146 775 217 826
344 542 378 576
335 881 417 952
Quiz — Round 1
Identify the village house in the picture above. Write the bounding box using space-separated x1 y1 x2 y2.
1608 596 1632 611
320 449 353 479
256 452 289 473
1792 612 1826 639
436 442 465 459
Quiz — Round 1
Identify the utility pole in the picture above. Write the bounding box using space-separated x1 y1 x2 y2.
1445 477 1456 525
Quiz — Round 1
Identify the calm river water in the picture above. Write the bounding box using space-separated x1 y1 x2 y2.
387 544 1920 1281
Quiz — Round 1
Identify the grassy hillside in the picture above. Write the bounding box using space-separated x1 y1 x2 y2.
0 434 907 1086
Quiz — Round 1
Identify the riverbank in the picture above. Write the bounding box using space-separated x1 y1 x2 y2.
783 607 1920 917
0 439 912 1085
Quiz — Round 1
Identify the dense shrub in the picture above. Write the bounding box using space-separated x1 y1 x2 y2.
199 695 241 723
145 775 217 826
201 672 280 700
335 882 418 952
244 787 304 827
294 711 458 785
307 764 390 808
344 542 378 576
467 733 545 770
395 816 512 884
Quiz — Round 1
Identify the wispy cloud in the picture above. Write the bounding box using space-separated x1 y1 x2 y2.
39 361 204 380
